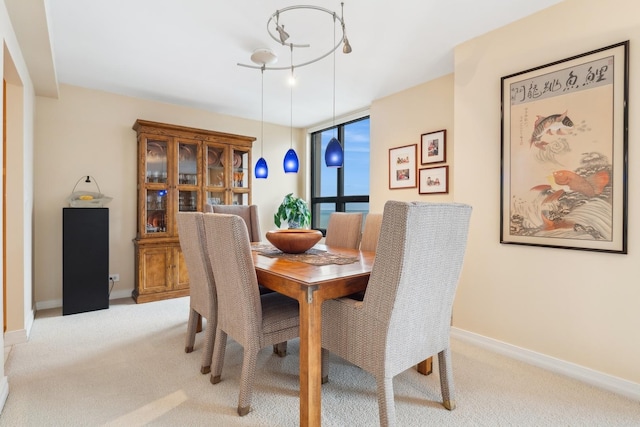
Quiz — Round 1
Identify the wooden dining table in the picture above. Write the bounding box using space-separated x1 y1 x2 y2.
252 243 432 426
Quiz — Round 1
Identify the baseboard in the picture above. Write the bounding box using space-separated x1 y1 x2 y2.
35 298 61 311
0 376 8 415
4 329 28 346
451 327 640 401
34 289 134 311
3 305 35 347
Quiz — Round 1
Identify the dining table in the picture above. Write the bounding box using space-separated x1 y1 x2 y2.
251 243 433 426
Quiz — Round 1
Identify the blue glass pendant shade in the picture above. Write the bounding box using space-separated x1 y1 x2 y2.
255 157 268 179
325 137 344 167
283 148 299 173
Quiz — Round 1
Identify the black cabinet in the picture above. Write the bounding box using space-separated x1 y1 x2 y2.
63 208 109 315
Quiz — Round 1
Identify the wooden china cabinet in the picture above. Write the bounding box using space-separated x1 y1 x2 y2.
132 119 254 303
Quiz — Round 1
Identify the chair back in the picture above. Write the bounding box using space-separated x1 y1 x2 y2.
202 213 262 341
363 201 472 368
359 213 383 252
324 212 363 249
210 204 262 242
176 212 216 315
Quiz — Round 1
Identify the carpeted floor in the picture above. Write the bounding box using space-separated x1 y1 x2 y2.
1 297 638 426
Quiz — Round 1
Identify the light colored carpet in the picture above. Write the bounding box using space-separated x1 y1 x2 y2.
1 297 638 426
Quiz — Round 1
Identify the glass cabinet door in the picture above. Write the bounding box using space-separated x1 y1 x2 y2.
178 142 198 186
232 148 250 189
177 141 200 212
146 139 168 184
205 143 229 206
203 143 251 206
144 138 169 235
230 148 251 205
146 189 167 233
206 145 225 188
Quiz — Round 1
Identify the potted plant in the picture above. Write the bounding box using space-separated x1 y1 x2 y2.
274 193 311 229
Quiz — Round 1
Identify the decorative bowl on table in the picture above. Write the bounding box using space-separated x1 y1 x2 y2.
266 229 323 254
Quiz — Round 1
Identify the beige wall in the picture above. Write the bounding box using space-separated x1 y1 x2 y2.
369 73 455 214
368 0 639 389
34 84 304 306
452 0 640 384
1 0 37 403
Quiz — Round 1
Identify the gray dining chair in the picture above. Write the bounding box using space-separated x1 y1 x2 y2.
324 212 363 249
321 200 473 427
209 204 262 242
176 212 217 374
359 212 383 252
202 213 301 416
208 204 276 298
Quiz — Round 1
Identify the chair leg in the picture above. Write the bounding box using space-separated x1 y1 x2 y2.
438 348 456 410
210 329 227 385
185 309 200 353
272 342 287 357
237 346 259 416
376 376 396 427
321 348 329 384
200 315 216 374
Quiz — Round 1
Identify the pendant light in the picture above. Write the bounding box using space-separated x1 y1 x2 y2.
283 45 299 173
325 14 344 168
254 65 268 178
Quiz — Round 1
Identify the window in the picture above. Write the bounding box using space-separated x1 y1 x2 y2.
310 116 370 232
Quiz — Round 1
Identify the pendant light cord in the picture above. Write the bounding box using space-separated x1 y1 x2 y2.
332 13 337 138
290 45 294 149
261 65 265 157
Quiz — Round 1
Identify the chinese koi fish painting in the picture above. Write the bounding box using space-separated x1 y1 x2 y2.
500 41 628 253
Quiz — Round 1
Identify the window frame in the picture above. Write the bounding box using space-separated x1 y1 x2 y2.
310 115 370 233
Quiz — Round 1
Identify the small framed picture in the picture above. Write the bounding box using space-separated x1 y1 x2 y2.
419 165 449 194
389 144 417 189
420 129 446 164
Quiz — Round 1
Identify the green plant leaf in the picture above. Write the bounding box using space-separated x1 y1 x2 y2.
273 193 311 228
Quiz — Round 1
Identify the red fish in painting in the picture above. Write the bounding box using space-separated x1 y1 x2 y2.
530 184 565 204
552 170 609 197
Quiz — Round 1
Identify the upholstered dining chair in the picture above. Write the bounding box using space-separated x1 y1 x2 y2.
176 212 217 375
321 201 472 427
359 213 383 252
209 204 262 242
208 204 275 298
202 213 301 416
324 212 363 249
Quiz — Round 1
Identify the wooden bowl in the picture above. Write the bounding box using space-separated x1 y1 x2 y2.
266 229 323 254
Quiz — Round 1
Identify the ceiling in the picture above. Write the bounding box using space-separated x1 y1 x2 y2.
12 0 562 128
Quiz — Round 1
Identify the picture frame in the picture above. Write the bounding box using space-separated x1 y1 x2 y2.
500 41 628 253
420 129 446 164
388 144 417 189
419 166 448 195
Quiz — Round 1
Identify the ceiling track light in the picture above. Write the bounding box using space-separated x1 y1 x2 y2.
237 3 352 71
275 11 290 44
239 3 352 177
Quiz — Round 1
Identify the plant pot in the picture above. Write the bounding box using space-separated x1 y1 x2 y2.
266 229 323 254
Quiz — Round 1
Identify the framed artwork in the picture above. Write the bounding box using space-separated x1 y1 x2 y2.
419 166 448 195
420 129 446 164
389 144 417 189
500 41 628 253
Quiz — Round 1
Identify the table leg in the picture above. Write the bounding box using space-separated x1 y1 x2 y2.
298 288 323 427
417 357 433 375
